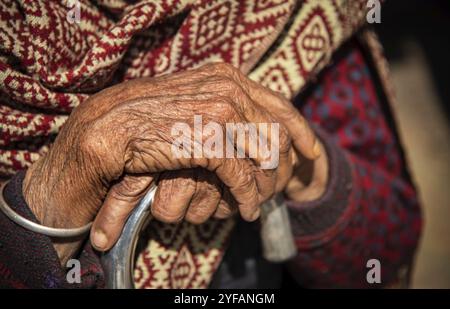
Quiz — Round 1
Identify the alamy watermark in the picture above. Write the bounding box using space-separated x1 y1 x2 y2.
66 258 81 284
66 0 81 24
366 258 382 284
66 1 382 27
171 115 280 169
366 0 381 24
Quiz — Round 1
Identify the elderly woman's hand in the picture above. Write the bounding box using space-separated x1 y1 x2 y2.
22 63 326 262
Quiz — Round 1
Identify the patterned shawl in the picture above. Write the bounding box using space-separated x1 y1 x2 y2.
0 0 368 288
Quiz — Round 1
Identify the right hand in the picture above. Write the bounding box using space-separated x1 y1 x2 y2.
22 63 318 257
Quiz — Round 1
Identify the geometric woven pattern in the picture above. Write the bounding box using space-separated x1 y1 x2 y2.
0 0 369 288
134 219 235 288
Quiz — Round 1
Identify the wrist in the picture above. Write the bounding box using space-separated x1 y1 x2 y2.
22 159 46 224
22 155 99 230
21 96 130 230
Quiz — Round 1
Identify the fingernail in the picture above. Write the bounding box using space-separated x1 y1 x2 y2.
93 230 108 250
313 140 321 158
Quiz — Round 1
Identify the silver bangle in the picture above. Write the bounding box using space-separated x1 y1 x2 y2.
0 181 92 238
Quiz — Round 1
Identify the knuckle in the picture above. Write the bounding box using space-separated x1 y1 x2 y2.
78 130 100 155
109 188 133 202
220 76 246 99
200 62 235 78
215 98 237 122
77 123 111 160
187 195 217 224
220 76 239 91
235 165 256 190
151 205 183 223
216 204 233 218
114 178 150 198
212 62 236 75
159 174 196 195
176 177 197 192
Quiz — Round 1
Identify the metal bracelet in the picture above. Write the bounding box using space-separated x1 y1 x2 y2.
0 181 92 238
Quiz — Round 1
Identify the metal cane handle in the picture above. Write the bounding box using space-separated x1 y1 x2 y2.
100 185 157 289
100 186 296 288
260 193 297 262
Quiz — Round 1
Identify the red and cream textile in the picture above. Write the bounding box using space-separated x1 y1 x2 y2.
0 0 369 288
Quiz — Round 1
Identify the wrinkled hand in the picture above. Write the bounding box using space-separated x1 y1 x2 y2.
22 63 324 262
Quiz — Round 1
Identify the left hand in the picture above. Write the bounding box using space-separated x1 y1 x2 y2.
90 63 329 246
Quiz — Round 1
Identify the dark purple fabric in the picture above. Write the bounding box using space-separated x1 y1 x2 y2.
0 171 104 288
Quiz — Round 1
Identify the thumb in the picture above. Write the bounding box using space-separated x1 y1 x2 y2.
90 174 154 251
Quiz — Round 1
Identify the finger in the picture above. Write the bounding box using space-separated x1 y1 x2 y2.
219 90 298 201
185 169 222 224
143 68 282 168
90 174 154 251
253 167 277 202
221 88 286 171
162 95 276 211
151 169 196 223
199 156 260 221
183 69 306 168
274 142 295 193
125 95 272 222
150 61 316 162
226 92 288 200
249 84 319 160
213 188 238 219
180 96 276 219
221 65 320 160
